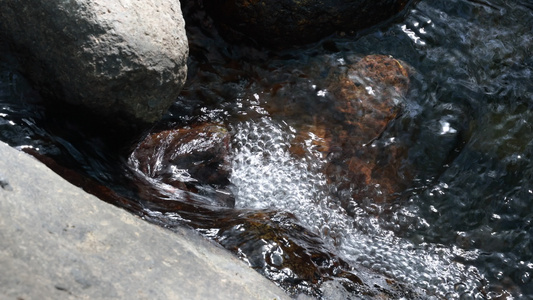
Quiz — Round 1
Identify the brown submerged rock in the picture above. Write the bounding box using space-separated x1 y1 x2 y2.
333 55 409 139
212 210 420 298
326 55 411 204
129 123 234 206
283 54 413 204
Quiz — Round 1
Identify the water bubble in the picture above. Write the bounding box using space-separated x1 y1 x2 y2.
229 117 486 297
521 272 530 284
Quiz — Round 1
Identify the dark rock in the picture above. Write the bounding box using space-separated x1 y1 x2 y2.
0 0 188 125
129 123 234 206
203 0 412 46
325 55 412 204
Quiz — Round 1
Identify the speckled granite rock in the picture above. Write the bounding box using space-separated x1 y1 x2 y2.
0 142 288 300
0 0 188 125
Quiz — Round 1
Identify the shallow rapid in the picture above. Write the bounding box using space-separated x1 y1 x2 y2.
1 0 533 298
230 117 484 298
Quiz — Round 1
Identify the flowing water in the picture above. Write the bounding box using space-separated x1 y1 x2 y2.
1 0 533 298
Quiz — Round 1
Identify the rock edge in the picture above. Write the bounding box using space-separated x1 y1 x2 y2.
0 142 288 300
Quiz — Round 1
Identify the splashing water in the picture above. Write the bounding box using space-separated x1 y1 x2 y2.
230 117 486 298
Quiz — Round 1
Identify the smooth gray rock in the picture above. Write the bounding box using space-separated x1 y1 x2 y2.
0 0 188 125
0 142 289 300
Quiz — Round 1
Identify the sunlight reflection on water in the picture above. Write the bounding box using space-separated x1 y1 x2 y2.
230 117 485 298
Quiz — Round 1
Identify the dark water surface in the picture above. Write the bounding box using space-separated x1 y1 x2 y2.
1 0 533 298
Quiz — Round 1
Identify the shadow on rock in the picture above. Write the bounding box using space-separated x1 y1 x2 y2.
201 0 415 47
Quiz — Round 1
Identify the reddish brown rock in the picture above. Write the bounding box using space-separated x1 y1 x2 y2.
325 55 412 203
332 55 409 141
285 55 412 204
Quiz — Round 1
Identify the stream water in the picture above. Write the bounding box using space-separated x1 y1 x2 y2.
1 0 533 298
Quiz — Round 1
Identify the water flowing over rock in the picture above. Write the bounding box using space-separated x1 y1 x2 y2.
126 53 416 296
129 123 234 207
203 0 412 46
281 54 412 204
0 0 188 125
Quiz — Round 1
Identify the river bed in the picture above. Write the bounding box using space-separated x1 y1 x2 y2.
1 0 532 298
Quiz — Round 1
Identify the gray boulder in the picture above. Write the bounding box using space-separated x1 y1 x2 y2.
0 141 289 300
0 0 188 125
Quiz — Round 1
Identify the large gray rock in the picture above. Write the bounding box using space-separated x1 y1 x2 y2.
0 0 188 125
0 142 289 300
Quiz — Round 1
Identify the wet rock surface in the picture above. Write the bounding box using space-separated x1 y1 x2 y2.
325 54 412 204
125 54 419 298
0 0 188 125
269 54 413 204
129 123 234 207
202 0 412 46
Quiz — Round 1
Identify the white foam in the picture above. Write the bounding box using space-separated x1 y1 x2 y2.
229 117 486 297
